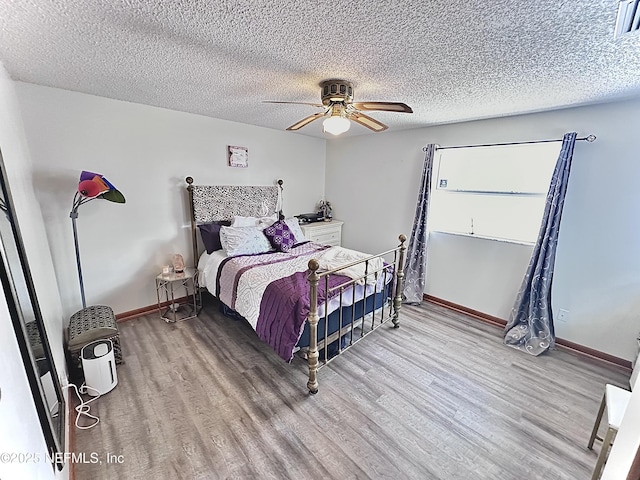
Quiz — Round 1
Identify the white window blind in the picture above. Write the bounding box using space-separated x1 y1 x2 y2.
429 142 561 243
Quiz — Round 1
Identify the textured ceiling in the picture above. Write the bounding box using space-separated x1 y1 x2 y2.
1 1 639 138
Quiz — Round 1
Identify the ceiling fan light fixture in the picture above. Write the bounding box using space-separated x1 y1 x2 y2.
271 78 412 133
323 116 350 135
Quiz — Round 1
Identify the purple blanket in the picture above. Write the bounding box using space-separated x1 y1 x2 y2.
256 270 351 362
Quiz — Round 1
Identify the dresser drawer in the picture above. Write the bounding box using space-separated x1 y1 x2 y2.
309 229 341 246
300 220 343 247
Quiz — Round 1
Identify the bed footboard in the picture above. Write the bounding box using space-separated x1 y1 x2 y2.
306 234 407 395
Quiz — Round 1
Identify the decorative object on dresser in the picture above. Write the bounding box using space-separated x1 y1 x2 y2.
186 176 406 394
317 199 333 220
300 220 343 247
296 211 324 223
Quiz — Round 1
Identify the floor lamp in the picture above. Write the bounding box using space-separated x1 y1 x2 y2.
70 171 125 308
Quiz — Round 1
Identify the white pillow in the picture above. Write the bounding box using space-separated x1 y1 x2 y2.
232 214 278 230
285 217 306 242
257 214 278 230
232 215 258 227
219 226 272 256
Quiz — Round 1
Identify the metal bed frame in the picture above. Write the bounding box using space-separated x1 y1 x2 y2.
185 176 406 394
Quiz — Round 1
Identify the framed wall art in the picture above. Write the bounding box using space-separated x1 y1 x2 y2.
227 145 248 168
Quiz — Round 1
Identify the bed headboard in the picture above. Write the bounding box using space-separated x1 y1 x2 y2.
185 177 283 266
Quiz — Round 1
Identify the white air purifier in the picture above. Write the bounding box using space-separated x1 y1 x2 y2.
81 339 118 396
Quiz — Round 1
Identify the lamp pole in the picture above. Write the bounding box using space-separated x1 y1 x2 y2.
70 193 91 309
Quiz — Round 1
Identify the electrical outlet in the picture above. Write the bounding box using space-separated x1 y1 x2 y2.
556 309 569 323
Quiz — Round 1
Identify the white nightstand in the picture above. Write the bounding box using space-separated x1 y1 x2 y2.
300 220 343 246
155 267 201 322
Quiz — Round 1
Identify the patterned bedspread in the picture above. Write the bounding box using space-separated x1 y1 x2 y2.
216 243 335 361
255 269 352 361
214 242 390 362
216 242 329 328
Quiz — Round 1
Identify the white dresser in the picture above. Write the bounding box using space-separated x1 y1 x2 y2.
300 220 343 247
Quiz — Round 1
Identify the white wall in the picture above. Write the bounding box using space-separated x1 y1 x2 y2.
15 83 327 319
326 98 640 363
426 232 533 316
0 65 67 479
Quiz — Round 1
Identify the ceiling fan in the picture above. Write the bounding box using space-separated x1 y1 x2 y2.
265 79 413 135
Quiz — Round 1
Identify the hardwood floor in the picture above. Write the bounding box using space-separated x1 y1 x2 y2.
73 297 629 479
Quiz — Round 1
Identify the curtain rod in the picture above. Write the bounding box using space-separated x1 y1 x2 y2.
427 134 596 151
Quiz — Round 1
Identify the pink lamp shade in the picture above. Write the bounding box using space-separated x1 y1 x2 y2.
77 179 104 198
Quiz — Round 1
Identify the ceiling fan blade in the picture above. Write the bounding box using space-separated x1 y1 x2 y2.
264 101 324 108
352 102 413 113
286 112 326 131
349 112 388 132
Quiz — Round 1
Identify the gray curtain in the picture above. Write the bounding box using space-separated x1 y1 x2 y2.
504 132 577 356
403 144 435 304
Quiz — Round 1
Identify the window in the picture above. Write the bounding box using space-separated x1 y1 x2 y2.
428 142 561 244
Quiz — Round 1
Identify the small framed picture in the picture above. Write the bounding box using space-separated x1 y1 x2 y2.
228 145 248 168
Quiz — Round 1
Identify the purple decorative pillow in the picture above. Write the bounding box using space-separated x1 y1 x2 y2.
198 221 231 254
263 220 296 252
